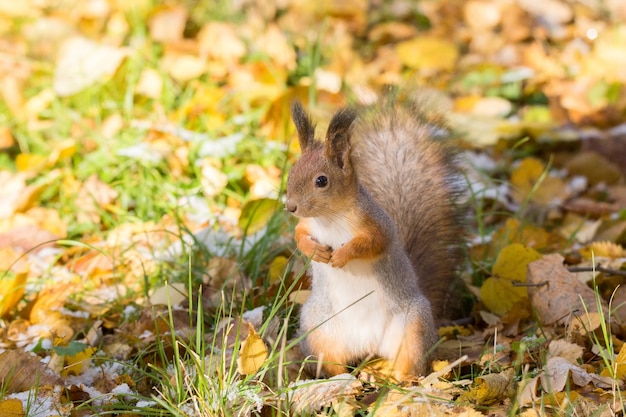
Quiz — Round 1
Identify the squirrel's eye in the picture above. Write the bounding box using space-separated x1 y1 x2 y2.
315 175 328 188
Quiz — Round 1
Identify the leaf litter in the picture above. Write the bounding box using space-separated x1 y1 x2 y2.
1 0 626 416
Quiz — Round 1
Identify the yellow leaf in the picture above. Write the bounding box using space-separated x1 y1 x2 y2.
510 157 567 206
438 325 472 338
238 198 279 234
396 36 459 72
480 277 527 317
0 267 29 318
237 322 268 375
601 343 626 379
268 256 288 284
15 153 47 172
492 218 551 249
61 346 96 377
458 368 515 406
481 244 541 316
0 398 24 417
492 243 542 283
580 241 625 259
48 139 76 165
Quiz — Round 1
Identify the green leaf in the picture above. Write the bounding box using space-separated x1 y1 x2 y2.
238 198 280 234
52 341 89 356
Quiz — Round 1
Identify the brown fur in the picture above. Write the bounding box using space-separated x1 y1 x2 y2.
350 100 465 319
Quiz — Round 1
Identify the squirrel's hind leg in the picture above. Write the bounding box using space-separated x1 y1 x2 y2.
386 316 435 382
302 329 350 377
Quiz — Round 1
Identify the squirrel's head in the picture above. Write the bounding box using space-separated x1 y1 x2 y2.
285 101 358 218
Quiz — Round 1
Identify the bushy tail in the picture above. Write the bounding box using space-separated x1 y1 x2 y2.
350 96 466 319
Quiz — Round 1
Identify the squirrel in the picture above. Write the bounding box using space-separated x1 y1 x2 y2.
285 96 465 381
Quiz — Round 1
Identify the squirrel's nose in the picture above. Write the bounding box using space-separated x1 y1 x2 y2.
285 200 297 213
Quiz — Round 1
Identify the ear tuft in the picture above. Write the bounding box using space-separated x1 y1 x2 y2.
325 107 357 169
291 100 316 152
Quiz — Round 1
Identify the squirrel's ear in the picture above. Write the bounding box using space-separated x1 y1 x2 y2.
325 107 357 170
291 100 316 152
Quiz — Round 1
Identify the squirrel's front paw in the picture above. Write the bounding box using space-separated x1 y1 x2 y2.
312 243 332 263
330 248 350 268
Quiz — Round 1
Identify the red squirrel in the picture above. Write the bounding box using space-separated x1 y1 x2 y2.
285 97 464 381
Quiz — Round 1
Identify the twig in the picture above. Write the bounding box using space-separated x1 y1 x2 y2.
567 264 626 277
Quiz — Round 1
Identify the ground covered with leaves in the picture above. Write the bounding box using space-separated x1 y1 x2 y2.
1 0 626 416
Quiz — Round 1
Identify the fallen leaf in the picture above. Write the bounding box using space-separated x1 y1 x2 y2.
457 368 516 406
54 36 130 96
61 345 97 377
238 198 280 234
396 36 459 72
510 157 568 206
541 356 615 392
0 398 24 417
148 4 187 43
547 339 583 364
580 241 625 259
288 374 361 414
236 322 268 375
149 282 188 306
527 254 608 326
480 243 542 316
135 67 163 99
564 151 622 186
0 350 63 393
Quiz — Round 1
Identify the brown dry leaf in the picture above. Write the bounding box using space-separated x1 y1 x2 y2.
0 350 63 393
161 51 206 82
254 24 296 71
0 224 61 254
564 151 622 186
198 21 246 67
527 254 608 326
547 339 583 364
570 312 603 337
510 157 568 206
135 67 163 99
236 322 268 375
517 375 540 407
541 356 615 392
54 36 130 96
480 243 542 316
244 164 281 200
563 197 620 218
463 1 501 30
0 171 47 218
0 126 14 148
288 374 361 414
148 4 187 43
76 174 118 224
30 281 79 325
559 212 602 244
149 282 188 306
457 368 516 406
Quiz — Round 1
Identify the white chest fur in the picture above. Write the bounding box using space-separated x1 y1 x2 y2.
305 216 396 355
